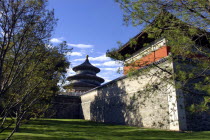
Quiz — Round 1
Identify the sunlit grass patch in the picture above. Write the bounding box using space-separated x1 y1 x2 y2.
0 119 210 140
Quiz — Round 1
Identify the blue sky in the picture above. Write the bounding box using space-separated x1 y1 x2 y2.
48 0 142 83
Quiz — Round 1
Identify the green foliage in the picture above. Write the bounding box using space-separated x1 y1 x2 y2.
188 96 210 113
106 48 125 60
129 38 138 47
0 0 71 138
107 0 210 114
116 0 210 29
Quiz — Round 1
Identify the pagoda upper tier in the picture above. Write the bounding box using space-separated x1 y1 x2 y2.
64 55 104 93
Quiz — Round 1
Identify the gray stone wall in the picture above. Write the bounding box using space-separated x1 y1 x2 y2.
49 59 210 131
49 95 83 119
184 93 210 131
81 60 186 130
173 59 210 131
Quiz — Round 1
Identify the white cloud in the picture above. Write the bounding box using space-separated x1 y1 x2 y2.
100 68 118 71
92 61 122 67
97 70 123 83
71 52 83 56
90 55 110 61
73 58 88 62
66 68 75 76
73 54 110 62
65 52 83 56
101 67 123 72
68 43 94 49
103 61 122 67
92 63 101 66
102 77 112 83
50 37 63 43
97 73 112 83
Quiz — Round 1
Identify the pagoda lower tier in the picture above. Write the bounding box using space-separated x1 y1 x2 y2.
67 74 104 85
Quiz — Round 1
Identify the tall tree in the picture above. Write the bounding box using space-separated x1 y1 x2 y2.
0 0 70 139
115 0 210 30
107 0 210 112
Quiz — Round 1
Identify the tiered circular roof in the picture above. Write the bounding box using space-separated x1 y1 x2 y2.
64 55 104 90
67 74 104 83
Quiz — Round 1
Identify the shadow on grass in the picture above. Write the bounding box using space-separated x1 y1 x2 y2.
1 119 210 140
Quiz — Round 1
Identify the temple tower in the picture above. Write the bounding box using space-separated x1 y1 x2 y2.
64 55 104 93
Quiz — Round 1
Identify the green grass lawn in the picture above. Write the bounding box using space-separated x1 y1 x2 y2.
0 119 210 140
